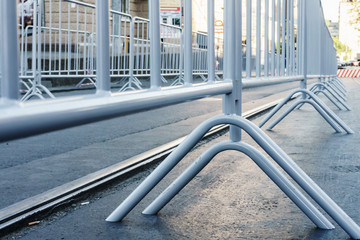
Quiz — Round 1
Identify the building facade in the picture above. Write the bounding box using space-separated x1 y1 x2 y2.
339 0 360 60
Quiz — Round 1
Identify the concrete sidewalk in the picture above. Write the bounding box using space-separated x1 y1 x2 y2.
4 78 360 239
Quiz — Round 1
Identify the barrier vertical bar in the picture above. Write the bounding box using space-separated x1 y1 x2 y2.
286 0 290 75
256 0 261 78
96 0 111 94
223 1 235 84
235 0 243 86
297 0 302 75
276 0 281 76
0 0 19 101
184 0 193 86
235 0 243 141
292 0 296 75
281 0 285 76
290 0 294 75
271 0 276 77
150 0 161 90
129 18 135 81
32 2 38 83
58 1 62 75
264 0 269 78
207 0 215 83
246 0 252 79
36 0 42 82
300 0 306 96
224 0 242 142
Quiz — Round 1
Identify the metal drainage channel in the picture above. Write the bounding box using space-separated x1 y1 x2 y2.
0 99 286 234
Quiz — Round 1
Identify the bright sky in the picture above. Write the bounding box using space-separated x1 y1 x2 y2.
321 0 340 22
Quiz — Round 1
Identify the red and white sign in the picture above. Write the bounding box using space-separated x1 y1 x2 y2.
215 20 223 34
337 69 360 78
160 7 181 11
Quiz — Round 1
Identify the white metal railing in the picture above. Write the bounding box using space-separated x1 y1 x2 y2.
12 0 225 97
1 0 359 238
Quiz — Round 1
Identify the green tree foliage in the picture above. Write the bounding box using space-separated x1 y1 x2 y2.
333 36 351 60
349 0 360 31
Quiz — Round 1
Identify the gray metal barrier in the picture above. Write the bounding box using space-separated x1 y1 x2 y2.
258 0 352 133
12 0 226 97
1 0 360 238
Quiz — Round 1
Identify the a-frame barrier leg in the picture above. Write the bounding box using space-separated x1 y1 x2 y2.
267 99 342 132
327 81 347 99
142 140 334 230
295 78 348 110
258 89 354 134
310 83 350 110
106 114 360 239
333 77 346 91
311 89 343 110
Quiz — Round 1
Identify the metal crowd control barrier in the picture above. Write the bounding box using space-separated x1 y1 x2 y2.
1 0 360 238
258 0 353 134
18 0 56 101
13 0 226 97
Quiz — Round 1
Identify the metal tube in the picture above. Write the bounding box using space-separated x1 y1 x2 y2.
106 111 224 222
142 140 334 230
290 0 295 75
258 88 353 133
223 0 241 141
276 0 281 76
286 0 290 75
129 18 135 80
312 89 344 111
238 115 359 239
36 0 42 83
297 0 302 75
0 83 232 142
300 0 307 99
96 0 111 94
256 0 261 78
235 0 243 82
150 0 162 90
107 111 360 238
223 0 235 82
207 0 215 83
0 0 19 101
281 0 286 76
267 99 342 133
271 0 276 77
264 0 269 78
246 0 252 79
184 0 193 86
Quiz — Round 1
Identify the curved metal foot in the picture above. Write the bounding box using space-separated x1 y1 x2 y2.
142 140 334 230
306 83 349 110
327 79 347 97
119 76 143 92
171 75 185 86
259 89 353 134
106 114 360 239
76 77 97 88
266 99 342 133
